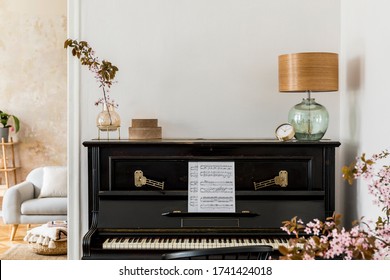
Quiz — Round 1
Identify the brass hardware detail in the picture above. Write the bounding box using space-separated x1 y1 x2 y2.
134 170 165 190
253 170 288 190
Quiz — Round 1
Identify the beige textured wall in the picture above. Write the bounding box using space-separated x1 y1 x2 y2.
0 0 67 182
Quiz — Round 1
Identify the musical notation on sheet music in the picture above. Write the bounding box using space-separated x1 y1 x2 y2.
188 162 235 213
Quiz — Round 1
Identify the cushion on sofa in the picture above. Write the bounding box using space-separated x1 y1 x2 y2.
21 197 67 215
38 166 67 198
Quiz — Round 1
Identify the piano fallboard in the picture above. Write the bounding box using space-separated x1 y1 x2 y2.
82 139 340 260
97 191 326 229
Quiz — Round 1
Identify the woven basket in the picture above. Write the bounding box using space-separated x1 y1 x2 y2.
30 241 67 255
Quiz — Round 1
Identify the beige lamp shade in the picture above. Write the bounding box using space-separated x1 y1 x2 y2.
278 52 339 92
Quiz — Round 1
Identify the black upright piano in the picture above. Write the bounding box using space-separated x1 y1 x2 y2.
82 139 340 259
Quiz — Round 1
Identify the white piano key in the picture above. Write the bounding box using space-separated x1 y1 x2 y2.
118 238 125 249
102 238 112 249
112 238 119 250
182 238 189 249
242 238 250 246
138 238 148 249
169 238 176 250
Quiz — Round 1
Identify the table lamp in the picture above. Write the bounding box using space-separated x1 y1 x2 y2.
278 52 338 140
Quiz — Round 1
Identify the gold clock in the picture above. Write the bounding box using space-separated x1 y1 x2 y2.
275 123 295 141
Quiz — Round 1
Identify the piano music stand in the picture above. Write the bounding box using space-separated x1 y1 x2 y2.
161 245 273 260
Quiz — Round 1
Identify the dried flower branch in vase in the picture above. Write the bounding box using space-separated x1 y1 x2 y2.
64 39 121 136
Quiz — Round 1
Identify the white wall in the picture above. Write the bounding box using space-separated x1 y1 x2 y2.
78 0 340 140
340 0 390 224
69 0 341 259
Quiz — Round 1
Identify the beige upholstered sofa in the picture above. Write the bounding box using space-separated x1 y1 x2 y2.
2 166 67 240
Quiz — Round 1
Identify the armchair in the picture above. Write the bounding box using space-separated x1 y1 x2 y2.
2 166 67 240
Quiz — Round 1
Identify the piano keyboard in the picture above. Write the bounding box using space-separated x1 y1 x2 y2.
102 237 289 250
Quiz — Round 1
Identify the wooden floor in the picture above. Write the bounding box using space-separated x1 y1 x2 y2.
0 196 42 255
0 196 70 259
0 220 33 254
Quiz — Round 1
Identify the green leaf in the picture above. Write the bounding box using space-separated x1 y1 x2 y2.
11 115 20 133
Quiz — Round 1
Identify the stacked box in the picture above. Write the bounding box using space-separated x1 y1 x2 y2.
128 119 162 139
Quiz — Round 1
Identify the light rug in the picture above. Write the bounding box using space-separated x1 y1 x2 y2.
0 244 67 260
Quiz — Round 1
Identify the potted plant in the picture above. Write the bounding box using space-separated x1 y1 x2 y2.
0 111 20 142
64 39 120 132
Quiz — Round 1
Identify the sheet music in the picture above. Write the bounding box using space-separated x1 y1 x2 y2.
188 161 235 212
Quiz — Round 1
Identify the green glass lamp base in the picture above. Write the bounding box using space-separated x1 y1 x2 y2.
288 98 329 141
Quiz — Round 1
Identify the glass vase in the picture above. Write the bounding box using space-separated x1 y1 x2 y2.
96 103 121 132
